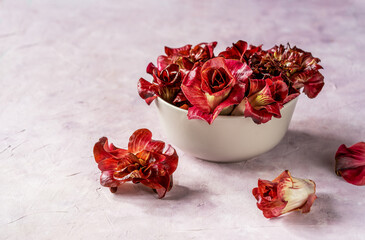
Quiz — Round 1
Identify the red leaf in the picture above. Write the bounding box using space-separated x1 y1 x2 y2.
302 72 325 98
93 137 128 163
146 62 156 75
187 83 246 124
156 44 192 70
189 42 217 62
181 66 211 113
283 85 300 104
293 70 324 99
100 170 122 187
165 44 192 57
249 79 267 95
137 78 159 105
186 106 213 123
225 59 252 83
172 90 192 107
93 137 112 163
269 77 289 104
219 40 248 61
157 144 179 175
115 153 140 171
145 140 165 154
128 128 153 154
335 142 365 186
98 158 119 171
156 55 170 71
244 100 274 124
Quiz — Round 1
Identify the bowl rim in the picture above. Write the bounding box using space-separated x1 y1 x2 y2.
156 95 299 120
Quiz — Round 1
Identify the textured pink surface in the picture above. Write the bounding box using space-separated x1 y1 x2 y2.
1 0 365 239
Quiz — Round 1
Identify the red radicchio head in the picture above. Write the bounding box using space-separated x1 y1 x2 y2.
181 57 252 124
157 42 217 72
252 170 317 218
157 44 192 72
231 76 288 124
138 63 182 105
335 142 365 186
250 44 324 99
218 40 264 66
93 129 178 198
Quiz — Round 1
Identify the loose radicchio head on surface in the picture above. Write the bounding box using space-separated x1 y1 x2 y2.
138 40 325 124
252 170 317 218
93 129 178 199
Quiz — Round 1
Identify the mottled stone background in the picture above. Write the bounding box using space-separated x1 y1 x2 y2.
1 0 364 239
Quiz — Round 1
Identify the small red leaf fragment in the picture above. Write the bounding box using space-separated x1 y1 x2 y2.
335 142 365 186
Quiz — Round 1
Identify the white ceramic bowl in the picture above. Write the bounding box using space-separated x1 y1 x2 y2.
155 97 298 162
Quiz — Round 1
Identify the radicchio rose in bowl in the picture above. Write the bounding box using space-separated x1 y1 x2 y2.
138 41 324 161
181 57 251 124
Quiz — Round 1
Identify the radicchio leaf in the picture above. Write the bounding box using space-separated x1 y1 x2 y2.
335 142 365 186
182 57 251 124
